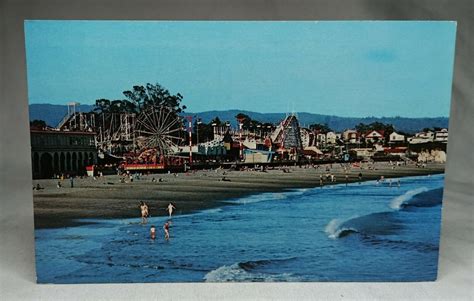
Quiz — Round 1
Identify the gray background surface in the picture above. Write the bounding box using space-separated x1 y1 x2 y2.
1 0 473 300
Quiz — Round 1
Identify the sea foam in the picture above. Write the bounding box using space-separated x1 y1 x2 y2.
203 262 299 282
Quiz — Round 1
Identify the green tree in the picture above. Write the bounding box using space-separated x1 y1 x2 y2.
95 98 136 114
94 98 111 113
309 123 332 133
210 117 222 126
235 113 252 129
123 83 185 113
355 123 369 134
109 100 126 113
30 119 48 129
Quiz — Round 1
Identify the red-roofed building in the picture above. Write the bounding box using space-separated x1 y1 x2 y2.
384 146 407 154
364 130 385 144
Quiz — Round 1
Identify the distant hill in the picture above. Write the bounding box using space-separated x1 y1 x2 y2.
29 104 448 134
186 110 448 134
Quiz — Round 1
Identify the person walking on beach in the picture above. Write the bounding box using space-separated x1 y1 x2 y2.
140 201 149 224
345 174 349 186
150 225 156 240
163 221 170 240
319 174 323 187
166 203 176 218
70 176 74 188
358 172 362 183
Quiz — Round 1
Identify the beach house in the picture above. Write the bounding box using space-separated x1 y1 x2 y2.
325 132 338 145
389 132 405 144
364 130 385 144
408 130 434 144
434 128 449 142
343 129 358 144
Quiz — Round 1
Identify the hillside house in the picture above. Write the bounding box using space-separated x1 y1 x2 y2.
343 129 359 144
389 132 405 143
365 130 385 144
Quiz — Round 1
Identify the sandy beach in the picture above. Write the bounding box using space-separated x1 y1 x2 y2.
32 162 445 229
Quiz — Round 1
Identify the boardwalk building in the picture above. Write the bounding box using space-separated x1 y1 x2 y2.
31 130 97 179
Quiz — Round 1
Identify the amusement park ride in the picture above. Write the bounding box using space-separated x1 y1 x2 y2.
271 114 303 161
58 102 189 172
57 103 311 172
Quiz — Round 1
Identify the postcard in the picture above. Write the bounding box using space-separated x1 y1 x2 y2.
25 21 456 283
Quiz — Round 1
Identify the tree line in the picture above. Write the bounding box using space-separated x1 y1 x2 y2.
94 83 186 114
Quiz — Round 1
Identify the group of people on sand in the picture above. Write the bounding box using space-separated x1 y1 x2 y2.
139 201 176 240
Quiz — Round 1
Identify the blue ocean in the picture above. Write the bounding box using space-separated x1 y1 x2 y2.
35 174 444 283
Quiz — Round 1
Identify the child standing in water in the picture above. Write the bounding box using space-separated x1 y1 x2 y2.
150 225 156 240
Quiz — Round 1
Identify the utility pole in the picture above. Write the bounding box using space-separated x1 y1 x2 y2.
196 118 202 145
186 116 193 166
237 117 245 161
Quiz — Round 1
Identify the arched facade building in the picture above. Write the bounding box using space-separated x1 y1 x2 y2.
30 130 97 179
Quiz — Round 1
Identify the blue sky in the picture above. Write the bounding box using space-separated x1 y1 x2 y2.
24 21 456 117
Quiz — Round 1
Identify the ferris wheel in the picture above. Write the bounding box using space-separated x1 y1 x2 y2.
134 105 184 155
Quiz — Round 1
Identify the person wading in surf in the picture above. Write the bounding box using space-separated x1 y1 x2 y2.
163 221 171 240
150 225 156 240
140 201 149 224
166 203 176 218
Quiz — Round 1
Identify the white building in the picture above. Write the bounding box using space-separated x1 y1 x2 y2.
389 132 405 143
316 133 326 147
408 130 435 144
343 129 358 144
326 132 337 145
417 131 434 140
434 128 448 142
242 138 257 150
197 140 227 156
350 148 373 158
300 128 313 148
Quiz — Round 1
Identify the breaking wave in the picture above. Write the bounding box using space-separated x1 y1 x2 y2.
396 188 443 209
204 258 299 282
325 212 403 239
389 187 429 209
325 218 359 239
227 189 308 205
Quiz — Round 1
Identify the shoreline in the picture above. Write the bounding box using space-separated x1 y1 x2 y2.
32 162 445 229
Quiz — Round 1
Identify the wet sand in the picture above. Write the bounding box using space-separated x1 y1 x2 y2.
32 162 445 229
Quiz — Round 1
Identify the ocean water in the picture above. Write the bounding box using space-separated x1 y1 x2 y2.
35 174 444 283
